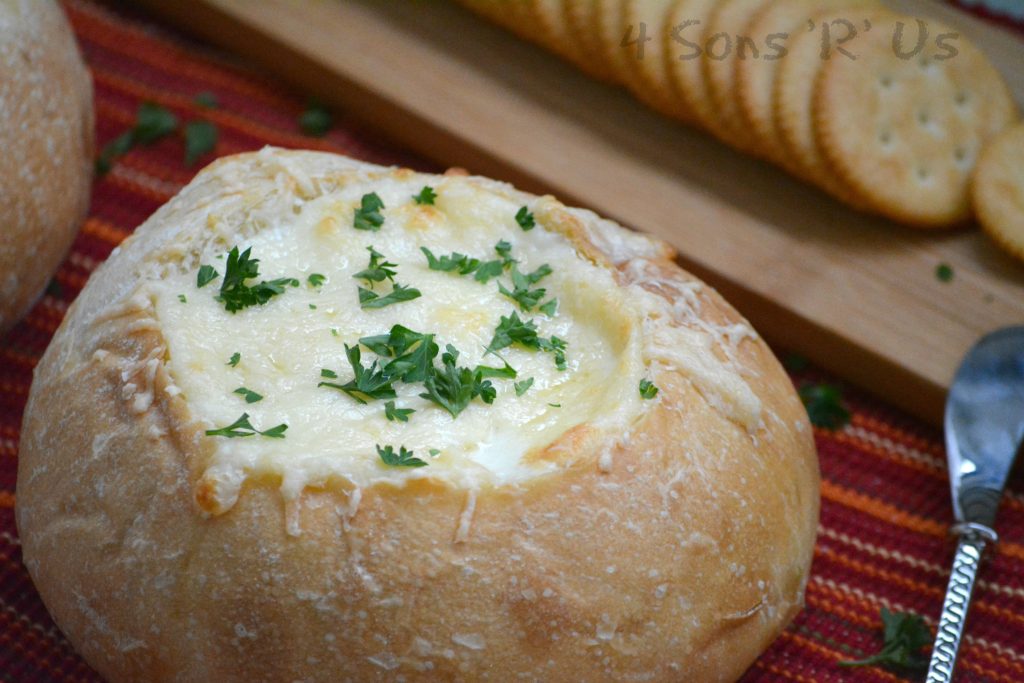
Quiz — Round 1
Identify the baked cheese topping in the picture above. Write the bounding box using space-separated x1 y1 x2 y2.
152 177 647 506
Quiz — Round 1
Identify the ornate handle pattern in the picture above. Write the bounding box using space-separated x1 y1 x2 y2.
926 525 995 683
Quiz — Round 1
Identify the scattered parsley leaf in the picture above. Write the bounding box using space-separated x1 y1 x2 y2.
936 263 954 283
358 284 422 309
227 352 241 367
783 353 808 373
331 328 339 337
308 273 326 288
215 246 298 313
421 247 481 275
515 206 535 231
134 102 179 145
420 344 495 417
233 387 263 403
413 186 437 205
319 344 396 404
205 412 287 439
45 279 63 299
309 304 317 310
353 247 397 287
384 400 415 422
360 325 439 383
177 294 187 303
473 259 506 283
639 379 659 399
514 378 534 396
498 265 551 311
353 192 385 231
377 444 427 468
539 299 558 316
95 131 135 175
321 368 338 378
197 264 219 288
839 608 931 672
548 402 561 408
183 120 218 166
429 448 441 457
475 360 517 380
486 312 540 354
494 240 514 266
194 91 219 109
799 383 851 430
299 101 332 137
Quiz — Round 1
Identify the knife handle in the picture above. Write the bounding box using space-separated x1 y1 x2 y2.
925 524 996 683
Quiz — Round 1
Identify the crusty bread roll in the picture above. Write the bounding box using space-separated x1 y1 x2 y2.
17 148 818 682
0 0 93 332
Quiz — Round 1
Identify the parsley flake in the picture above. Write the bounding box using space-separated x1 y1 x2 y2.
353 192 385 231
839 608 931 672
413 186 437 205
639 379 659 399
799 383 851 430
177 294 187 303
227 352 241 367
184 120 218 166
308 273 326 288
514 378 534 396
539 299 558 316
319 344 397 404
233 387 263 403
299 101 332 137
359 325 439 383
377 444 427 468
422 247 481 275
498 264 553 312
197 264 219 288
194 91 218 109
358 284 422 309
936 263 954 283
420 345 496 417
205 412 287 439
354 247 397 287
384 401 415 423
515 206 535 231
473 259 506 284
215 246 298 313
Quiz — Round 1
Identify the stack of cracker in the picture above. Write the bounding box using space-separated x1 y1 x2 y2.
457 0 1021 239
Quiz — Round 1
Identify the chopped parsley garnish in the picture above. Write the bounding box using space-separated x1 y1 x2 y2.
548 403 561 408
183 120 218 167
96 102 179 176
197 264 219 288
538 335 568 371
384 401 415 422
377 444 427 468
309 304 317 310
494 240 514 266
936 263 954 283
475 360 517 380
473 259 506 284
353 192 385 231
840 608 931 672
298 101 332 137
498 264 554 312
420 344 496 417
639 379 659 399
429 448 441 457
307 273 326 288
421 247 481 275
359 325 439 383
413 186 437 205
799 383 851 430
515 206 535 231
353 247 397 286
321 368 338 378
177 294 187 303
319 344 397 404
205 412 286 439
358 284 422 309
227 352 241 367
783 353 809 373
211 246 298 313
233 387 263 403
514 378 534 396
539 299 558 316
487 312 540 353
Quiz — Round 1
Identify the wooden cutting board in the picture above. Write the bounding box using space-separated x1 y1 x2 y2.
135 0 1024 426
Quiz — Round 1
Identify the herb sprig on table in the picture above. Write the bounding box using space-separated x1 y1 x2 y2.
840 607 931 672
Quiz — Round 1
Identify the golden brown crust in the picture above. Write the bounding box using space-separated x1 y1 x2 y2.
0 0 94 332
18 150 818 682
973 122 1024 263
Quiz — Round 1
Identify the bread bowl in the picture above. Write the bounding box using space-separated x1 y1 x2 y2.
0 0 93 332
17 148 818 682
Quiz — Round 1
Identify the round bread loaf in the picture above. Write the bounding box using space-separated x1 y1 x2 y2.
0 0 93 332
17 148 818 682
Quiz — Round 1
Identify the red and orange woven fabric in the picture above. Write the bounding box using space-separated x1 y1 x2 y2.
1 1 1022 681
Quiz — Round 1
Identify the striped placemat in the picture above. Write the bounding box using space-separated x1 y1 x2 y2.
1 1 1021 680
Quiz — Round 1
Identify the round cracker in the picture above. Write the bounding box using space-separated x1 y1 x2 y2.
736 0 880 164
703 0 774 154
815 13 1019 227
973 122 1024 261
564 0 621 82
664 0 722 135
594 0 636 84
773 8 884 203
529 0 614 80
622 0 694 120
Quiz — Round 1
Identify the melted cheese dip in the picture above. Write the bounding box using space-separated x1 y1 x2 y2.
152 178 646 501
